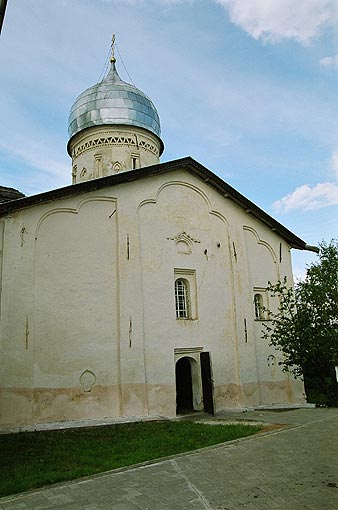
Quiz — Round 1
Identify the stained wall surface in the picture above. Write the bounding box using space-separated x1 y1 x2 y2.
0 167 305 428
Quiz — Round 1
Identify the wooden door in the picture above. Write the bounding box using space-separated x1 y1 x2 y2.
200 352 215 415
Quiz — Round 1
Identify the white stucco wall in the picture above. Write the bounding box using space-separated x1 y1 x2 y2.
0 166 305 428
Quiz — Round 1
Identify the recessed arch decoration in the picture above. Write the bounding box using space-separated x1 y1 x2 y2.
176 239 191 254
243 226 278 264
137 178 233 280
113 162 122 173
32 194 120 408
35 196 116 238
167 231 200 255
137 180 213 212
137 180 231 233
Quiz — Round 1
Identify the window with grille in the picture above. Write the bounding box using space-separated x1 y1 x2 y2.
254 293 264 319
175 278 190 319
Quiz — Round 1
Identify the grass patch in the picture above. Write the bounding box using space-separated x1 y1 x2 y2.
0 420 261 497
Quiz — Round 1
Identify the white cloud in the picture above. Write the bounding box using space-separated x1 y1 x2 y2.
0 135 69 195
0 141 69 181
320 55 338 68
274 182 338 212
215 0 338 45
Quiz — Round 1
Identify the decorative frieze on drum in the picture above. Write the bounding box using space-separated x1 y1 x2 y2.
72 135 159 159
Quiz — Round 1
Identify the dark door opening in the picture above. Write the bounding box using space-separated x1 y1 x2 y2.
175 357 193 414
200 351 215 415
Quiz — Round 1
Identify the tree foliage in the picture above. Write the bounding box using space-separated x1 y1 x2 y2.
262 240 338 405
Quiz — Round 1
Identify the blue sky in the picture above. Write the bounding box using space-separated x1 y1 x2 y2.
1 0 337 279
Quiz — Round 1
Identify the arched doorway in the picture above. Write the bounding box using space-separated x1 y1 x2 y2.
175 357 193 413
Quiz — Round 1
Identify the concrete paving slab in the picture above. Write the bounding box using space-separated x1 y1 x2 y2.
1 408 337 509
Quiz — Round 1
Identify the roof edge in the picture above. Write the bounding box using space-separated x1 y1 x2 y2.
0 156 309 250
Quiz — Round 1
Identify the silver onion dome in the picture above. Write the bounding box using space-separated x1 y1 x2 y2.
68 61 162 143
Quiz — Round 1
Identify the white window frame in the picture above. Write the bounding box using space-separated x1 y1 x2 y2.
174 269 197 320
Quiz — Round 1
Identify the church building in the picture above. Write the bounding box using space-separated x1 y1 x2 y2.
0 46 316 429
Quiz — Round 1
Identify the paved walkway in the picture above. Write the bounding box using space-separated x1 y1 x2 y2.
1 408 337 509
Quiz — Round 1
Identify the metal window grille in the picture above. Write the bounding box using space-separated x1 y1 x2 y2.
175 279 190 318
254 293 263 319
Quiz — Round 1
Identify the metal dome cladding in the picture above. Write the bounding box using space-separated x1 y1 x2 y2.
68 62 161 141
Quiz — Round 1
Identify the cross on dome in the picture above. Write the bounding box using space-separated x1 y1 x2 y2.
110 34 116 64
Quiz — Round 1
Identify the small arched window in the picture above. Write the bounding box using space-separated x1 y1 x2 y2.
72 165 77 184
131 155 140 169
175 278 190 319
254 293 264 319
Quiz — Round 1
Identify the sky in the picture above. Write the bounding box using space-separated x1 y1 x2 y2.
0 0 337 279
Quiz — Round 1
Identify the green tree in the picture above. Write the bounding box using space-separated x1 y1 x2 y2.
262 240 338 406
